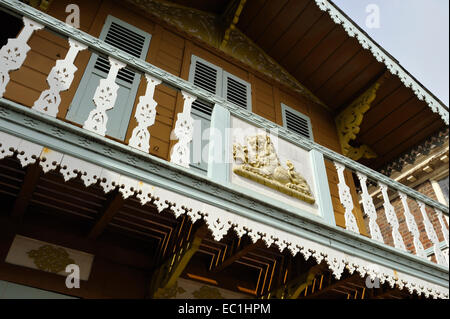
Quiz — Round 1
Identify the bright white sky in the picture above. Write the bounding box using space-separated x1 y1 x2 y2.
332 0 449 106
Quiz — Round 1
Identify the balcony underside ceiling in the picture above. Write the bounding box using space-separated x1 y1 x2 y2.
160 0 448 171
0 155 431 299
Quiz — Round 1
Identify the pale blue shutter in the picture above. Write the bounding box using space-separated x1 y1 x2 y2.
66 15 151 140
223 71 252 111
188 56 222 173
281 103 314 140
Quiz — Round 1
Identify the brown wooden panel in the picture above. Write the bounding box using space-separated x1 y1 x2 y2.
27 34 67 61
253 76 276 121
294 26 348 83
371 111 443 168
357 80 403 135
256 0 310 50
246 0 288 41
332 62 385 109
148 135 170 159
306 39 361 92
282 14 335 71
48 0 102 33
8 65 48 93
3 81 40 106
23 50 56 75
315 50 374 107
238 0 268 32
268 1 321 60
360 98 423 145
359 86 413 136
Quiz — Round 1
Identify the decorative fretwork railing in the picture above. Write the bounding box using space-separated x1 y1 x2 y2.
0 0 448 272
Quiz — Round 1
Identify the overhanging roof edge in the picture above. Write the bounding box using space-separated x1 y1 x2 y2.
316 0 449 125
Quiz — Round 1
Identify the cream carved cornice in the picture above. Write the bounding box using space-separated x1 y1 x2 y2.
126 0 326 108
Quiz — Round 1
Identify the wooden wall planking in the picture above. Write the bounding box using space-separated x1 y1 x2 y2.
2 0 367 233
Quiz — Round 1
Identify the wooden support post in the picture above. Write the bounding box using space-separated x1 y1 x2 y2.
11 163 41 221
88 190 125 240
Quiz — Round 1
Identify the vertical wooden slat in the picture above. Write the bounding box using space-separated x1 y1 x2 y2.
399 192 426 258
379 183 406 251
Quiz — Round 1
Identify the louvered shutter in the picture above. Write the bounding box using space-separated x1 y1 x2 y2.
66 15 151 140
188 56 222 173
223 71 251 111
282 104 314 140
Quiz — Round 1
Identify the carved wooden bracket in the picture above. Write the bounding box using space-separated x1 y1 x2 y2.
335 75 386 161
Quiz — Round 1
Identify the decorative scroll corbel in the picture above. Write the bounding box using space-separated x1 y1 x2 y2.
335 76 386 161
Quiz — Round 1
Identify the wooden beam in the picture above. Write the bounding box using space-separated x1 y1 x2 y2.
287 264 324 299
212 239 263 272
88 190 125 240
150 224 209 298
11 163 41 221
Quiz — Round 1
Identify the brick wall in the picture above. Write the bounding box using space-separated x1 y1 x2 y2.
365 181 448 261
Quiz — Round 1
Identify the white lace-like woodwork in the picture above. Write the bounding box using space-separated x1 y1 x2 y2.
379 183 406 251
334 162 360 233
399 192 426 258
128 74 161 152
356 172 383 242
83 57 126 136
32 39 87 117
417 202 447 266
170 91 196 168
0 17 44 97
436 210 449 247
0 131 448 299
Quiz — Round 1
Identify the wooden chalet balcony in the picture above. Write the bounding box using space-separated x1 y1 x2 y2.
0 0 448 298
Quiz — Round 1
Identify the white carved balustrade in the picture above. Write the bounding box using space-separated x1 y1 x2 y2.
170 91 196 168
417 201 447 266
379 183 406 251
128 74 161 152
399 192 426 258
32 39 87 117
333 162 360 233
437 209 449 264
356 172 384 242
436 210 449 248
83 57 126 136
0 17 43 97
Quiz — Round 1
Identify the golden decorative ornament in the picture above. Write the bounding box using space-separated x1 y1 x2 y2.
27 244 75 273
192 285 224 299
335 76 386 161
233 134 315 204
155 281 186 299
